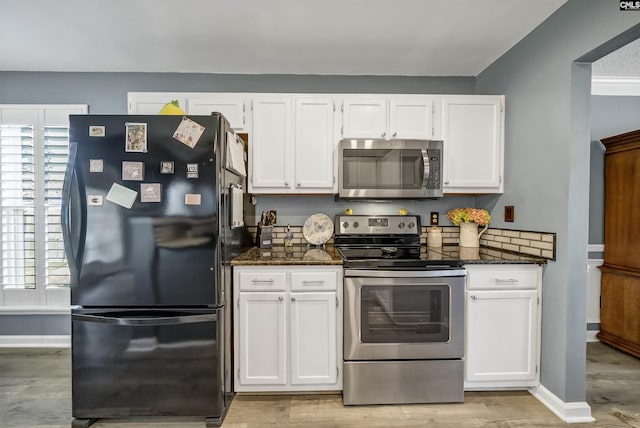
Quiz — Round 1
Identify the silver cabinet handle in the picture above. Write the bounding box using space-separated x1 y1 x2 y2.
278 296 284 301
495 278 519 283
284 181 289 186
297 182 301 186
291 297 296 302
252 278 274 283
444 180 450 185
301 280 325 284
392 132 397 137
470 295 477 300
381 132 386 137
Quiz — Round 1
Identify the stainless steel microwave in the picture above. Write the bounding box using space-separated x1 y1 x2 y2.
338 139 443 199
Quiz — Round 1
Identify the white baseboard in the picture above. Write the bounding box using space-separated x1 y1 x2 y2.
587 331 600 343
0 335 70 348
530 385 594 423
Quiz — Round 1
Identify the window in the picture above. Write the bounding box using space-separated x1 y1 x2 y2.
0 105 87 307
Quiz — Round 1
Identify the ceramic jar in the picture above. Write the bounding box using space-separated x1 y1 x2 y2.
427 226 443 247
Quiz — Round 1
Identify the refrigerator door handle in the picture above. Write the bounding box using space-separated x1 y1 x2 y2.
72 312 217 326
61 141 87 280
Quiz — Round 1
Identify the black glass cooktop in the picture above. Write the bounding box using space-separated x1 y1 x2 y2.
337 246 464 269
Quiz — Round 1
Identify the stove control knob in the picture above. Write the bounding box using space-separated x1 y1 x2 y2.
353 221 360 228
342 221 349 229
408 222 415 229
398 221 406 229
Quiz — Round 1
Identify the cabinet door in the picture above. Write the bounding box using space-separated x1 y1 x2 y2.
465 289 537 384
442 96 503 193
188 96 247 131
294 97 336 191
289 292 337 385
127 93 187 114
389 97 433 139
238 292 287 385
341 98 388 139
250 97 292 191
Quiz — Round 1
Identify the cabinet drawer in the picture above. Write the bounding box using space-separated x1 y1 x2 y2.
466 266 538 290
238 271 286 291
291 271 337 291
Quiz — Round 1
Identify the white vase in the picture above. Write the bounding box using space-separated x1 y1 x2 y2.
459 222 488 247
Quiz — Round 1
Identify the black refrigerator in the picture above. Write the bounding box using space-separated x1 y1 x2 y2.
62 114 246 427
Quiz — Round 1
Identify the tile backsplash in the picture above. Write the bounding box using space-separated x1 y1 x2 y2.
248 225 556 260
422 226 556 260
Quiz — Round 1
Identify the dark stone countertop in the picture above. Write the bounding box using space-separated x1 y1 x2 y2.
423 245 547 265
232 244 547 267
231 245 343 266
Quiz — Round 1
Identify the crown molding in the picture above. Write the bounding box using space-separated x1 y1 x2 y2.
592 76 640 96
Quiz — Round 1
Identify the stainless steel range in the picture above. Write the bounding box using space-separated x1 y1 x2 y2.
334 214 466 405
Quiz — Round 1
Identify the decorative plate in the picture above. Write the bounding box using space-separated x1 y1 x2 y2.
302 213 334 246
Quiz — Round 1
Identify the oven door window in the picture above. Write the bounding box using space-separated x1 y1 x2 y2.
360 284 450 343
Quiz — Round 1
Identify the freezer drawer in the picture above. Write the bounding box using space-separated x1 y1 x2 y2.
72 308 222 419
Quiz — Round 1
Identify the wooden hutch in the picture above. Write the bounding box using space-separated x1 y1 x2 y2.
598 129 640 358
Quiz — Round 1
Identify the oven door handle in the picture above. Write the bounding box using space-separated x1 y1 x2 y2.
344 268 466 278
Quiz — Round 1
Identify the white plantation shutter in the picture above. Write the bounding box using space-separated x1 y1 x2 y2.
0 124 36 290
0 105 87 307
43 125 71 288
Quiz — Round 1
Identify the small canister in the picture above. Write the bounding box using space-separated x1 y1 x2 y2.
427 226 443 247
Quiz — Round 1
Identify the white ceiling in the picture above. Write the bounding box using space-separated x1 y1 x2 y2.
593 38 640 77
0 0 569 77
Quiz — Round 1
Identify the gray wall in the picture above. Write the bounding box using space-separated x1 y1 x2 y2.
589 95 640 245
0 72 474 114
476 0 640 405
0 315 70 335
0 72 475 336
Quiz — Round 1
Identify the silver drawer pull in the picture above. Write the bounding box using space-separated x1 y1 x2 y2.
494 278 519 283
252 278 275 283
301 280 325 284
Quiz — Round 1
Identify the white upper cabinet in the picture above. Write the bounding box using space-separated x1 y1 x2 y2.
441 95 504 194
250 96 293 192
341 97 388 138
389 98 434 139
250 95 336 194
294 97 336 190
188 94 249 131
128 92 250 131
127 92 188 115
341 96 434 140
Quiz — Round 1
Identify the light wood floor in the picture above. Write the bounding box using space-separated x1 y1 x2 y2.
0 342 638 427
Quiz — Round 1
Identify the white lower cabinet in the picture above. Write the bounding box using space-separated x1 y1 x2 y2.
233 266 343 392
464 264 542 390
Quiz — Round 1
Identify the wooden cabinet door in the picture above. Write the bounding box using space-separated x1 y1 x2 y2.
389 97 433 139
294 97 336 191
289 292 337 385
341 98 388 139
465 289 538 384
442 96 503 193
238 292 287 385
250 96 292 191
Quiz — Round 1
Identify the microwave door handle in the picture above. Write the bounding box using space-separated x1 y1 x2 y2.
421 148 430 188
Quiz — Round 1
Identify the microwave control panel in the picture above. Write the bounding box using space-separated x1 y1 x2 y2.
425 149 441 190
